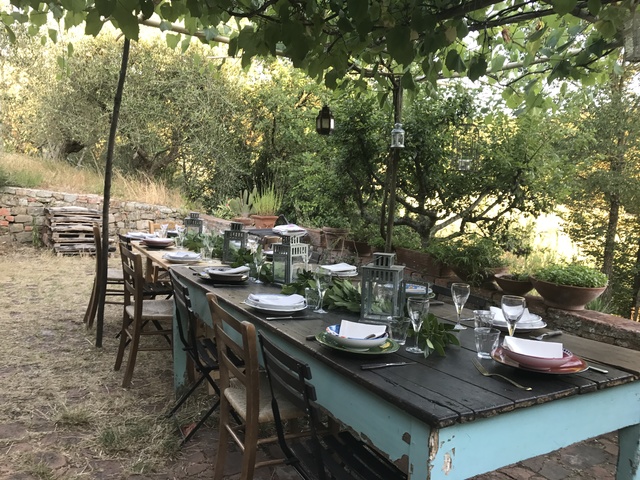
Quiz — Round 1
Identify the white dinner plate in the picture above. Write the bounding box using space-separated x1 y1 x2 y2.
492 320 547 334
162 253 202 264
244 298 307 314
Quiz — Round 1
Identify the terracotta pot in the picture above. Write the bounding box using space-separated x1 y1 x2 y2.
394 247 454 278
232 217 254 227
450 266 503 284
530 277 606 310
494 273 534 296
250 214 278 229
304 227 325 247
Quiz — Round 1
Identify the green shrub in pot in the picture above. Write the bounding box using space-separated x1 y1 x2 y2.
532 263 608 288
425 235 507 286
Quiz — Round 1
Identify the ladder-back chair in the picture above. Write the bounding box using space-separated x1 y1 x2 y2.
114 244 173 388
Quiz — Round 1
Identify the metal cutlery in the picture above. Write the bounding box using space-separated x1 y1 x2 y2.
471 358 532 391
265 316 318 320
361 362 416 370
529 330 563 341
588 364 609 374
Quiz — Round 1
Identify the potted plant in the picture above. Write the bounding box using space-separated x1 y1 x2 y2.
494 271 534 296
250 184 283 228
425 235 508 287
530 263 608 310
228 188 255 227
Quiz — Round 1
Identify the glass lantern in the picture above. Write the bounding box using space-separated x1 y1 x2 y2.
452 123 479 171
316 105 335 135
222 222 248 264
272 236 309 285
360 253 405 324
184 212 204 235
390 123 405 149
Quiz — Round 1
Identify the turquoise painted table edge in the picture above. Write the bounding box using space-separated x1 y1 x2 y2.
170 268 640 480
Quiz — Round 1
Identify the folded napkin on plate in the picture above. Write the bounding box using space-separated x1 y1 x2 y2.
208 266 250 275
166 251 200 259
503 336 563 358
273 224 307 235
320 263 357 273
128 232 156 239
248 294 305 307
338 320 387 339
406 283 429 295
490 306 538 324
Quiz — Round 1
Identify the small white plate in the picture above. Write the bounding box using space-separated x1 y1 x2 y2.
244 299 307 314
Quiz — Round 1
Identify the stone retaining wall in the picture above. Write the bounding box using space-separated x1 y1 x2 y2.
0 186 230 245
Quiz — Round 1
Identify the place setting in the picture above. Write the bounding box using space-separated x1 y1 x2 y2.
162 250 202 264
140 237 175 249
472 296 589 377
315 319 400 355
198 265 250 285
243 293 307 315
319 262 358 278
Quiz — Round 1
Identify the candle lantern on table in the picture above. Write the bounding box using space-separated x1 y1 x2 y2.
222 221 248 264
184 212 204 235
272 235 309 285
361 252 405 324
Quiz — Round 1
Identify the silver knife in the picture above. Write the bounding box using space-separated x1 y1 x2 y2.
588 365 609 374
361 362 416 370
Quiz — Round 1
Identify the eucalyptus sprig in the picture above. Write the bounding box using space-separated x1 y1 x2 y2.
324 278 361 313
281 270 316 295
413 313 460 357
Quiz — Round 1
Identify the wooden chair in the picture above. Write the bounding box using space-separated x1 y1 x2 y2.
149 220 176 234
84 225 124 329
114 243 173 388
258 332 407 480
117 234 173 297
206 292 305 480
167 270 222 444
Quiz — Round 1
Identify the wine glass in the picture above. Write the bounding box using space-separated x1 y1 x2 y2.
313 267 331 314
406 297 429 354
501 295 526 336
451 283 470 330
252 246 266 284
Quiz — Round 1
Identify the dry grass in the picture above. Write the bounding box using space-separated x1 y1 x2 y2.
0 244 217 479
0 153 186 209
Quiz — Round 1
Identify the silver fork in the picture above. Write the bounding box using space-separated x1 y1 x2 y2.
472 358 532 391
529 330 563 341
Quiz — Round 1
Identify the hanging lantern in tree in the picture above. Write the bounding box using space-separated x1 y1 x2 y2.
316 105 335 135
272 235 309 285
360 253 405 324
222 222 248 264
451 123 479 171
390 123 405 149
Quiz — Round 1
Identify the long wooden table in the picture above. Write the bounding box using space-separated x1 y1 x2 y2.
130 242 225 281
166 265 640 479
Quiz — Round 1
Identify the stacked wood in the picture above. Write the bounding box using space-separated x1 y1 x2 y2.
44 207 108 255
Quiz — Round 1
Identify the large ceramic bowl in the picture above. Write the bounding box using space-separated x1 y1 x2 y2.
502 345 571 369
325 324 388 350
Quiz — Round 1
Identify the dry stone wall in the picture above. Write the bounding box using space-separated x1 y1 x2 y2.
0 186 184 245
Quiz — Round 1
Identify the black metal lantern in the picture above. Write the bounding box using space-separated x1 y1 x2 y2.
452 123 479 171
316 105 335 135
390 123 405 149
222 222 248 264
360 253 405 324
184 212 204 235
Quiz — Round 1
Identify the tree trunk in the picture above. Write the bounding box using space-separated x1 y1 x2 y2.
96 38 131 347
384 82 403 253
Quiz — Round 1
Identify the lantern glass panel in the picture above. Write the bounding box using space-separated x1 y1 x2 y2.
272 237 308 284
184 212 203 235
360 253 405 324
391 123 405 148
222 223 248 263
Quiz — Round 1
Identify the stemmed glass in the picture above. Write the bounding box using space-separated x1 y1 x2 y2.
501 295 526 336
313 266 331 314
252 246 266 284
406 297 429 354
451 282 470 330
175 226 186 250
